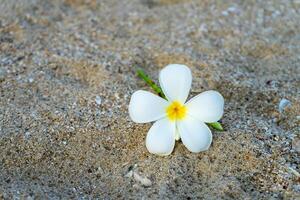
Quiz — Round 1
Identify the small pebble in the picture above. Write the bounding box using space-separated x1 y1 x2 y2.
227 6 237 13
278 98 291 113
95 96 102 105
133 172 152 187
25 132 31 139
125 170 133 178
28 78 34 83
221 11 229 16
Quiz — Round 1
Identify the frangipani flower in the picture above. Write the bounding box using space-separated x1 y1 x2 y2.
129 64 224 155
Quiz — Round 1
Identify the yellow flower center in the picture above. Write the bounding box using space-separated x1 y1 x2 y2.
166 101 187 121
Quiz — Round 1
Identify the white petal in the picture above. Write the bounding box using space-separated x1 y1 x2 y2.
159 64 192 103
177 116 212 153
186 90 224 123
129 90 169 123
146 118 175 155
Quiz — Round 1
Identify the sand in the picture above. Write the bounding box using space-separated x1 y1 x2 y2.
0 0 299 199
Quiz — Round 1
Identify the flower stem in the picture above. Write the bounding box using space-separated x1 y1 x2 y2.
136 69 166 99
136 68 224 131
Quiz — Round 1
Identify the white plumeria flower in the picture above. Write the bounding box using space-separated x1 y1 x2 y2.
129 64 224 155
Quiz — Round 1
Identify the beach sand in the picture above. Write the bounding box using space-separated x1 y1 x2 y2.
0 0 299 198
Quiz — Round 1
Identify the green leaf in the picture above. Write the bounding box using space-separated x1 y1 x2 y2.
136 68 166 99
207 122 224 131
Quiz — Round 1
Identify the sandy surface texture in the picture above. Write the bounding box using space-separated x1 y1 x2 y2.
0 0 300 199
